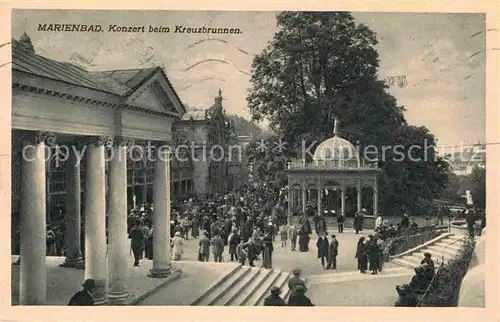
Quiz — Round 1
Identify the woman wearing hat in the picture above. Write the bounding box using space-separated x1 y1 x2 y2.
264 286 286 306
68 279 95 306
171 231 184 261
355 237 368 273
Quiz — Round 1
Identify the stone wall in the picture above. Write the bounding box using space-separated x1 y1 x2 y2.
457 227 485 307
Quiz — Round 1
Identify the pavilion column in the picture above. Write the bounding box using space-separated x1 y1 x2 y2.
317 188 322 217
287 187 292 225
149 145 172 277
84 136 111 305
373 175 379 216
357 179 362 213
341 180 346 217
61 145 83 268
19 132 54 305
107 138 131 303
302 185 307 214
142 168 147 205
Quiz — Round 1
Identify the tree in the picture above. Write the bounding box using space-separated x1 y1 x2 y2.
247 11 449 215
245 134 288 187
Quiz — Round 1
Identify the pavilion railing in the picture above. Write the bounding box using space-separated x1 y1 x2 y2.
288 159 379 170
383 225 449 260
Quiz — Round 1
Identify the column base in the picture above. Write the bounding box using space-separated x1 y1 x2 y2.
91 279 108 305
107 291 132 305
59 257 84 268
147 266 172 278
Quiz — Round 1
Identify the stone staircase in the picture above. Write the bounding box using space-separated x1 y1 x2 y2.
391 233 465 270
191 265 292 306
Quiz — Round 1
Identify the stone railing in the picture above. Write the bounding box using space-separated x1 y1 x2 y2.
288 159 379 170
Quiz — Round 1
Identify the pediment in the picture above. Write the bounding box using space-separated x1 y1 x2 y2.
126 70 184 116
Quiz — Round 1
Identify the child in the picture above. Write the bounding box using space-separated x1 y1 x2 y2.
236 239 247 266
280 225 288 247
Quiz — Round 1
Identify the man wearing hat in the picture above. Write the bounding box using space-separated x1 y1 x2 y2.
128 219 144 267
198 230 211 262
326 234 339 270
263 286 286 306
335 210 344 233
68 279 95 305
316 232 329 269
287 285 314 306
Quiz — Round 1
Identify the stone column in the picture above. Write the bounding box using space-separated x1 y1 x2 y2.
317 188 322 216
373 175 378 216
357 179 362 213
341 180 346 217
107 138 131 303
19 132 53 305
302 185 307 214
149 145 172 277
287 186 292 225
142 168 147 205
61 144 83 268
84 136 111 305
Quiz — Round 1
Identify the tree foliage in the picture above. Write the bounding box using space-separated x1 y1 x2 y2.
246 11 449 215
470 166 486 209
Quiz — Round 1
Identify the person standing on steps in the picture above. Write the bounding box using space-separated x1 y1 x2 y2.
236 239 247 266
316 232 329 269
327 234 339 270
128 220 144 267
261 231 274 269
228 228 240 261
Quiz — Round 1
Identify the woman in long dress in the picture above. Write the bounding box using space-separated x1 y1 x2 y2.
261 232 273 269
355 237 368 273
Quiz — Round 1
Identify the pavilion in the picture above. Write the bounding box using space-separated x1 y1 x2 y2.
285 119 382 224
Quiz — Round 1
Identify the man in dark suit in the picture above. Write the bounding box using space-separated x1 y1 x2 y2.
264 286 286 306
128 220 144 267
68 279 95 306
316 233 329 269
327 234 339 270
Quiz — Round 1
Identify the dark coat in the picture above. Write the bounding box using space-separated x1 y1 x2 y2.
316 237 329 258
128 227 144 248
68 290 94 306
264 294 285 306
288 276 306 292
328 239 339 258
228 233 241 254
287 292 314 306
355 242 368 270
368 241 380 270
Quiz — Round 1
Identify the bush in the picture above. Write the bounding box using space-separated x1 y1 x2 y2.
419 237 476 306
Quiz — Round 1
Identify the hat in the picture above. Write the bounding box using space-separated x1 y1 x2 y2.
175 231 181 236
424 252 432 258
331 210 336 214
295 285 306 293
362 208 366 212
82 278 95 290
270 286 282 294
292 268 301 276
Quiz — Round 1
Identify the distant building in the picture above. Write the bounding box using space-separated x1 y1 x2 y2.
448 144 486 176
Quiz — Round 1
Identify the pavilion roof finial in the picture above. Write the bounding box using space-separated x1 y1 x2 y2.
333 117 339 136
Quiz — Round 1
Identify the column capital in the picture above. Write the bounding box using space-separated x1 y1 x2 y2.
113 137 135 148
21 131 58 146
84 136 114 148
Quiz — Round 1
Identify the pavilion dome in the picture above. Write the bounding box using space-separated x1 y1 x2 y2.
312 119 360 164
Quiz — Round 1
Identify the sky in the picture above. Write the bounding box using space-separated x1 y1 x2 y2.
12 10 487 151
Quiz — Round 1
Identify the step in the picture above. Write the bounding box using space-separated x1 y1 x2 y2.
191 264 243 305
255 271 289 306
434 241 463 251
392 257 421 270
216 267 261 306
230 268 275 306
197 266 252 306
244 269 281 306
411 251 453 262
424 245 458 257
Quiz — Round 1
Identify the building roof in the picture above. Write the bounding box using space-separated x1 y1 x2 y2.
313 119 359 163
12 37 185 111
